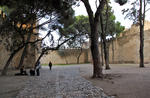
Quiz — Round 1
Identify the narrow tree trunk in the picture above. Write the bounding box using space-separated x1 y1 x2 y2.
64 58 68 64
63 51 68 64
100 14 110 70
17 46 27 68
103 1 110 70
139 0 145 68
103 39 110 69
84 49 88 63
34 51 45 68
17 32 32 68
77 57 80 64
100 37 104 66
111 36 115 63
77 48 82 64
139 29 144 67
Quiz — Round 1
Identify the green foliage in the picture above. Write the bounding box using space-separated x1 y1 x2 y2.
74 15 90 35
100 3 125 37
59 15 90 49
115 22 125 36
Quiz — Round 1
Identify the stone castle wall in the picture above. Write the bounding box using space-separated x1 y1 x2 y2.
108 21 150 64
0 37 10 69
41 21 150 65
0 39 36 70
40 49 89 65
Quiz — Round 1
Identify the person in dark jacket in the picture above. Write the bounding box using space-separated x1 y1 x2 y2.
49 61 52 70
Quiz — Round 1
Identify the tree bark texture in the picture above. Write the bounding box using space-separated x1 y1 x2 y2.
17 32 32 69
81 0 106 78
90 24 103 78
100 13 110 70
111 38 115 63
100 38 104 66
103 38 110 69
1 53 15 75
77 48 82 64
34 51 45 68
104 0 110 69
139 0 146 67
1 45 24 75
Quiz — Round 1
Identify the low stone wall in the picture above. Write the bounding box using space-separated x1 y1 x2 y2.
40 49 90 65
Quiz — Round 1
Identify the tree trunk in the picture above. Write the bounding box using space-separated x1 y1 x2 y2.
103 39 110 69
81 0 106 78
139 28 144 67
34 51 45 68
77 57 79 64
77 48 83 64
91 23 103 78
17 46 27 68
17 32 32 69
1 53 15 75
100 37 104 66
63 51 68 64
84 49 88 63
139 0 145 68
104 0 110 70
111 36 115 63
1 45 24 75
100 14 110 70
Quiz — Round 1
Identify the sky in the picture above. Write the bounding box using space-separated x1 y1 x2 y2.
73 0 150 28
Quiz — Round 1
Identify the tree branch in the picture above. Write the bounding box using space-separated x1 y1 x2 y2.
81 0 94 23
94 0 106 22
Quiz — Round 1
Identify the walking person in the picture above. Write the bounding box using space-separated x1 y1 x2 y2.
35 61 41 76
49 61 52 70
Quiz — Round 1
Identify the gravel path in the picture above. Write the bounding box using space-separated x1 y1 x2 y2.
16 66 113 98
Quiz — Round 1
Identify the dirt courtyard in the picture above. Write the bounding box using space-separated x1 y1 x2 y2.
79 64 150 98
0 64 150 98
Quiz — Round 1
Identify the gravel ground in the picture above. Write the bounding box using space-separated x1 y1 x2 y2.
16 66 113 98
